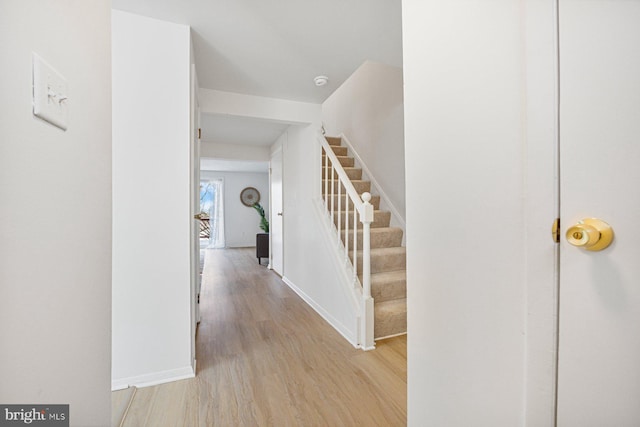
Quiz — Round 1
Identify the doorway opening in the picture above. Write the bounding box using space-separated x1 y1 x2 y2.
199 178 225 249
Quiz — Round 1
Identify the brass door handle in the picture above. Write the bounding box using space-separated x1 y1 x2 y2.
566 218 614 251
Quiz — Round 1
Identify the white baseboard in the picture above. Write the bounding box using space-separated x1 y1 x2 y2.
282 276 358 348
111 383 130 392
111 365 195 391
375 331 407 341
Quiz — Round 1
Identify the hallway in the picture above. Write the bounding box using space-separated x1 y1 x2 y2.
113 248 406 426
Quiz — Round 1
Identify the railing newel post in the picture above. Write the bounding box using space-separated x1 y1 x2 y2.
360 192 373 300
360 192 374 350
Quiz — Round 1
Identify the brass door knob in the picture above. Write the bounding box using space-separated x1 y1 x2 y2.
566 218 614 251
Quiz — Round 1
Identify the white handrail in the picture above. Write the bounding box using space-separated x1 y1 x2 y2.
318 133 375 350
321 137 363 210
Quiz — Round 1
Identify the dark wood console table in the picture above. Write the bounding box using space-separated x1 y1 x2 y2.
256 233 269 265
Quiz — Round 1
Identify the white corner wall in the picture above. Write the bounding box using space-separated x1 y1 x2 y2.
201 171 270 247
279 125 359 343
112 10 193 389
0 1 112 425
322 60 406 219
403 1 534 425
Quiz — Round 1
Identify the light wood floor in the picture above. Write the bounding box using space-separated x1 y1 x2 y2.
113 248 407 426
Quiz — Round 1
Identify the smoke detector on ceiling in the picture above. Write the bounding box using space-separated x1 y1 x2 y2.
314 75 329 87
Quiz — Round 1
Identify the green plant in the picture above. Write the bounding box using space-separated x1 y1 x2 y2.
252 203 269 233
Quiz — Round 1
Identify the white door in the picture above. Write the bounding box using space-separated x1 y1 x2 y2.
557 1 640 425
190 66 201 369
270 148 284 275
192 107 202 325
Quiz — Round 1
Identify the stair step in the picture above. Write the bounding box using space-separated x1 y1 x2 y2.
323 167 362 181
323 134 407 342
371 270 406 302
326 136 342 146
324 194 380 210
334 210 391 229
342 227 403 249
350 246 406 274
329 145 348 156
323 155 354 168
323 179 371 194
375 298 407 339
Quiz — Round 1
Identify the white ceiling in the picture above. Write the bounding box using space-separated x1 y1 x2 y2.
111 0 403 171
111 0 403 103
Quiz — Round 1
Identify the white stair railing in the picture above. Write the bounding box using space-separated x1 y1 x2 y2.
319 134 375 350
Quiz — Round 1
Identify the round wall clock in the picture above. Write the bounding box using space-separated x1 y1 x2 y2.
240 187 261 207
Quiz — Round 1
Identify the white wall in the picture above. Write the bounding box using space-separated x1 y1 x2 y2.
0 1 112 425
112 10 194 389
199 88 320 124
322 60 406 219
402 1 551 425
278 125 360 342
201 171 270 248
201 141 270 161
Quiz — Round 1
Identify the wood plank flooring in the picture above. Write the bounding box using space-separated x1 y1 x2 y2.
113 247 406 426
111 386 136 427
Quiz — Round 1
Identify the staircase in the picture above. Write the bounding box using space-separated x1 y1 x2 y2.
322 136 407 341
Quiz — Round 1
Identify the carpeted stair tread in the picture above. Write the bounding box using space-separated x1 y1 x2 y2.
323 155 354 167
326 136 342 146
334 210 391 228
350 247 406 274
369 247 406 273
325 167 362 180
329 146 348 156
326 194 380 210
342 227 403 249
323 179 371 194
371 270 407 303
374 298 407 339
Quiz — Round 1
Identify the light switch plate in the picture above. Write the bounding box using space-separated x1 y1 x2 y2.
33 53 68 130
